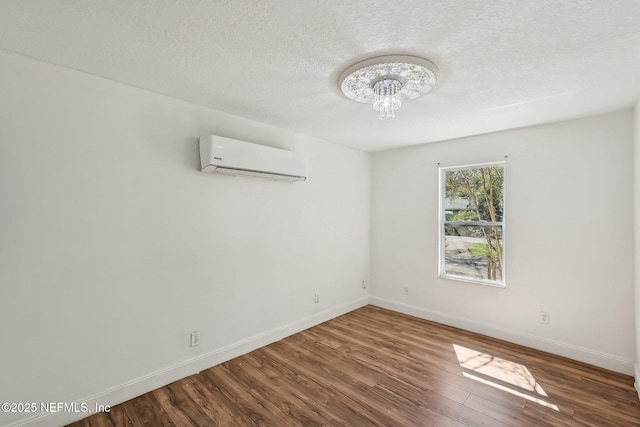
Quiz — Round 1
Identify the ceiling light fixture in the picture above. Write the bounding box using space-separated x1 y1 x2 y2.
339 55 439 120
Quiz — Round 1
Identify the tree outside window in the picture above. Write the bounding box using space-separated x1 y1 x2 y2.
439 162 505 286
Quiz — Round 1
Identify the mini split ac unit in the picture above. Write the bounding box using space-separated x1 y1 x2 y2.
199 135 307 182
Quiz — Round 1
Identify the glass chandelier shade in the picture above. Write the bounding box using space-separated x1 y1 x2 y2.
373 79 402 120
339 55 438 120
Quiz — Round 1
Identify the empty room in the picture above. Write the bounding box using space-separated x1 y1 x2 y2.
2 1 640 426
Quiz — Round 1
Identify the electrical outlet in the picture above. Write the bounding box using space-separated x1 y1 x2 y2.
314 293 320 303
362 280 367 289
540 311 550 324
190 331 200 347
403 285 409 295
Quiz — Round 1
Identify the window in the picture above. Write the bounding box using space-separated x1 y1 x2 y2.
439 162 505 286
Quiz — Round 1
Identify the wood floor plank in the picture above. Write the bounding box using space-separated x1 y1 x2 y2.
101 404 132 427
464 393 526 424
253 348 388 426
521 401 583 427
121 392 173 426
266 340 411 426
189 370 257 426
67 305 640 426
72 411 115 427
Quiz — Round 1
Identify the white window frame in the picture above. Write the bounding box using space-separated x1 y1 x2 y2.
438 161 506 287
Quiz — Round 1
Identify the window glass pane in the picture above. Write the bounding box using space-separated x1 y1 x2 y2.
444 224 504 282
440 162 505 285
444 166 504 222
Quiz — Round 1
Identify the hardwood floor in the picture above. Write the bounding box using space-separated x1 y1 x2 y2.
68 306 640 426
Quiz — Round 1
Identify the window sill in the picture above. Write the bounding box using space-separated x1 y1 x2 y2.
439 273 506 288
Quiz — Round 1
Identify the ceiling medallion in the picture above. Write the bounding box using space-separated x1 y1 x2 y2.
339 55 438 120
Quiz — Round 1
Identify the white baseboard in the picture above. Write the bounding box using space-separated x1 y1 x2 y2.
6 296 369 427
370 296 635 376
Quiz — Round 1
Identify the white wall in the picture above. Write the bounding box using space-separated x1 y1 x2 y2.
370 110 635 374
0 51 370 427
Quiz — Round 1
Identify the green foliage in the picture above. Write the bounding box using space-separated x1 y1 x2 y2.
469 242 498 258
445 166 504 222
452 210 478 221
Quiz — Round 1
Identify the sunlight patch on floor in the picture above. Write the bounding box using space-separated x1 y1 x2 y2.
454 344 559 411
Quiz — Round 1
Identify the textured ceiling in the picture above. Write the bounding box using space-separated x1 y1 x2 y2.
1 0 639 152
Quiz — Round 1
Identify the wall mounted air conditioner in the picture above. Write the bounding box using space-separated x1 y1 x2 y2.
199 135 307 182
